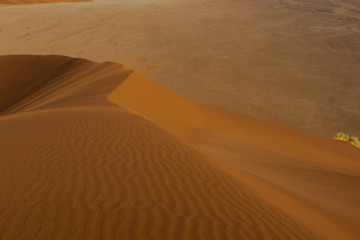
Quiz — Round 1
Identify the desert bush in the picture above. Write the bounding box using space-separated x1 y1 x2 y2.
334 132 359 148
333 132 349 141
349 136 360 148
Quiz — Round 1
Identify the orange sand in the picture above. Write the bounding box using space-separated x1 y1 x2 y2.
0 55 359 240
1 0 359 138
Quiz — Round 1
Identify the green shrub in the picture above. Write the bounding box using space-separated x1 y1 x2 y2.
349 136 359 148
334 132 359 148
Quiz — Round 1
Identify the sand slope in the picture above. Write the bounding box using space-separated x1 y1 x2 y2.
0 55 359 240
109 66 360 239
0 0 359 137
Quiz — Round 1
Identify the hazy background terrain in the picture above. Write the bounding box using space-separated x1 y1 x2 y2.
0 0 359 137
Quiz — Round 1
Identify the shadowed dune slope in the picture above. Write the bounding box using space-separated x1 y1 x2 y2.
0 0 359 137
0 55 359 240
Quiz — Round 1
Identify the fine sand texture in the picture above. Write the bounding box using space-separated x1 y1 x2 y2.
0 0 359 137
0 55 359 240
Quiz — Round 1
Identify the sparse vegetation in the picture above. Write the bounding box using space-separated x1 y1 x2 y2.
334 132 359 148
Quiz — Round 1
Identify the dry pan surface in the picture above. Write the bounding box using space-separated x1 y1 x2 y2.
0 0 89 4
0 55 359 240
0 0 359 137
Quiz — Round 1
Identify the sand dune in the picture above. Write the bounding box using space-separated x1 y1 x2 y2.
0 55 359 240
0 0 359 137
109 64 360 239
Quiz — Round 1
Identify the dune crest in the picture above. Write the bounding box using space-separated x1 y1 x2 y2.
0 55 359 240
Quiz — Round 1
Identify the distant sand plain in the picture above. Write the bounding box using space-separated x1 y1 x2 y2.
0 0 359 137
0 0 89 3
0 54 359 240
